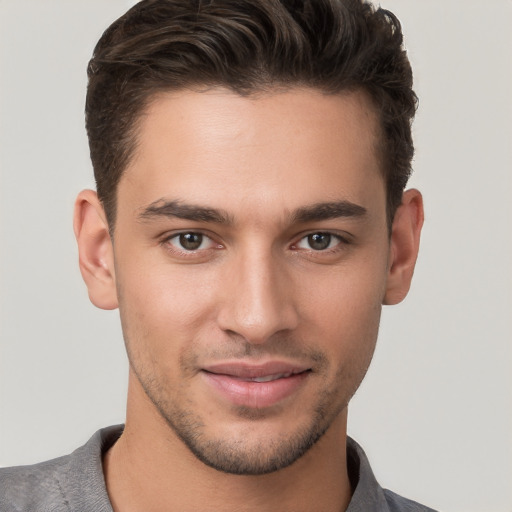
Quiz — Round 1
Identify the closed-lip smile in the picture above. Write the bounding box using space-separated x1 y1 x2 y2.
201 361 312 408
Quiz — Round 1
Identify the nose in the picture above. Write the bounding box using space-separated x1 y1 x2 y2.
216 248 299 344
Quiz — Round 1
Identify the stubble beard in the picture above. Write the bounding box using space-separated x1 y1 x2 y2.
132 360 360 476
121 307 377 477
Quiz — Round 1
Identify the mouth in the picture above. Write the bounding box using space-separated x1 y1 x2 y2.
201 362 312 408
228 371 302 383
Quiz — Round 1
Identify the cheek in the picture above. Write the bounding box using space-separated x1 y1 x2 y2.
298 258 387 357
116 261 220 358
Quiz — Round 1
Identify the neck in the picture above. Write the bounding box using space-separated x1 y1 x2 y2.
104 377 352 512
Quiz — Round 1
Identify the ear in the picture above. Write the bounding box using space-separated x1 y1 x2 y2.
383 189 424 305
73 189 118 310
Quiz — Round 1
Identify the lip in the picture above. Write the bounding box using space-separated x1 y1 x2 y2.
201 361 311 408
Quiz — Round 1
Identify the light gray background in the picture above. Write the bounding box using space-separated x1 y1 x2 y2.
1 1 511 511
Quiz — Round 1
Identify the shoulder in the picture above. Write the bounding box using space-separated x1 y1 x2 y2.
0 425 122 512
383 489 438 512
0 454 73 512
346 437 438 512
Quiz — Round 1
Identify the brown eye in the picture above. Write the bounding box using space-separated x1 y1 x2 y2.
178 233 203 250
307 233 332 250
167 232 209 251
164 231 223 257
294 232 348 252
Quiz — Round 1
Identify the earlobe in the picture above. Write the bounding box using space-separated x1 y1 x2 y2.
73 189 118 310
383 189 424 306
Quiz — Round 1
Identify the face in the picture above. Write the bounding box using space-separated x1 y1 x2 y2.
111 88 391 474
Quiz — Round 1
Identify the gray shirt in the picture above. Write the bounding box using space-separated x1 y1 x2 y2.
0 425 436 511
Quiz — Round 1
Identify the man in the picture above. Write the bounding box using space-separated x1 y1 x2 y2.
0 0 433 510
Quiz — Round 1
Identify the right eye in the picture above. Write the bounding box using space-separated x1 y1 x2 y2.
166 232 215 251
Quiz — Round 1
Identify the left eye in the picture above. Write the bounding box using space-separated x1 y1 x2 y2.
296 233 341 251
168 232 213 251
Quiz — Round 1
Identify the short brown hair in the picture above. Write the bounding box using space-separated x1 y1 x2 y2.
86 0 417 229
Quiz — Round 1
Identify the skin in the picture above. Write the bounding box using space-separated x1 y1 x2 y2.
74 87 423 511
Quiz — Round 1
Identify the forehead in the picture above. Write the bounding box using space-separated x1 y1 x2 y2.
119 87 385 222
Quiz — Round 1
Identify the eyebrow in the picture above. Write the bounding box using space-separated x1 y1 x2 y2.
138 199 232 224
292 201 367 223
137 198 367 225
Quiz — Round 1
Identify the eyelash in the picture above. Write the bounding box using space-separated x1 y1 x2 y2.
160 230 351 258
293 233 352 256
160 232 222 257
